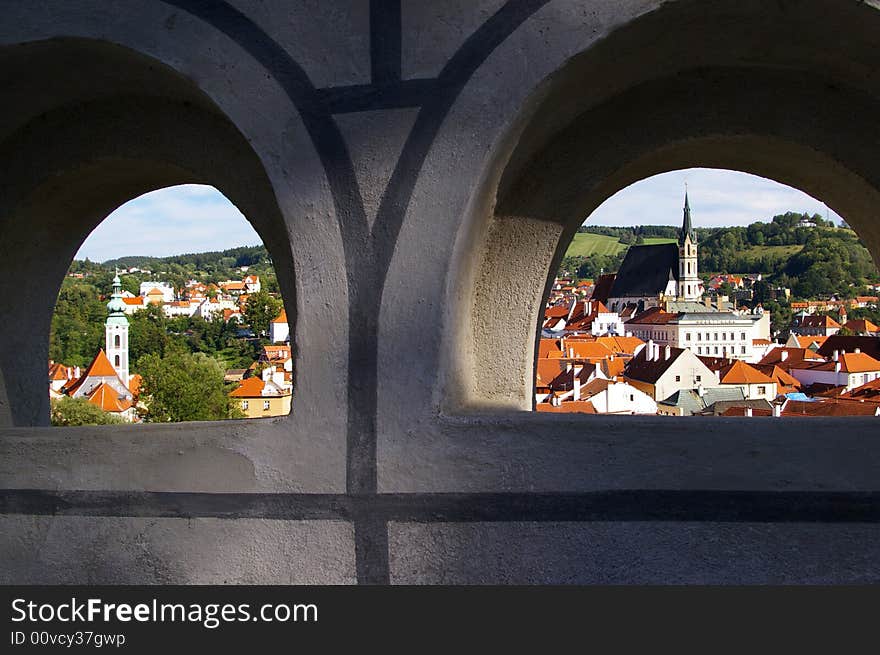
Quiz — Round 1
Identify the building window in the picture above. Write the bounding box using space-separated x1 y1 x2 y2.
675 375 681 382
714 346 719 354
263 400 271 410
114 355 120 367
114 334 120 347
696 375 701 382
629 395 634 402
697 347 702 354
714 333 718 340
757 386 766 395
741 346 746 354
722 332 727 341
241 400 249 410
685 332 691 341
740 332 746 340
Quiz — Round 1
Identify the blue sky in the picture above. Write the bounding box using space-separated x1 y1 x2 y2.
76 170 842 262
75 184 261 262
587 168 842 228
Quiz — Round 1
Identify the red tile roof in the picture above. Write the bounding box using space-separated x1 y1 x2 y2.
62 350 122 395
626 306 677 325
719 360 773 385
792 352 880 374
536 400 597 414
86 382 132 413
228 376 265 398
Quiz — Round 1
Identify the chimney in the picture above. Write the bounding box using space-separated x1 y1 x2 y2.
573 368 582 401
568 347 575 358
835 361 842 374
744 407 753 417
780 351 788 362
664 345 671 361
855 348 861 354
646 339 655 361
833 350 839 362
772 402 782 418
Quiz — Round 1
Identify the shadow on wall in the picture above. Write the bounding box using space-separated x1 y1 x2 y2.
0 38 294 428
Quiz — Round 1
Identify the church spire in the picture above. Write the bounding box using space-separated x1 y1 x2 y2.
679 190 695 245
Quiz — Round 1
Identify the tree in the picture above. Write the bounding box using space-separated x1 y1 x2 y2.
50 396 124 426
243 290 282 337
136 351 242 422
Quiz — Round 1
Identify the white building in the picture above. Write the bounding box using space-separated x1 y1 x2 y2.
626 308 771 361
138 281 175 303
788 350 880 391
623 341 721 402
270 309 290 343
581 379 657 414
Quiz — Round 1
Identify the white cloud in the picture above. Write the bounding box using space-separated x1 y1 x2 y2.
75 171 843 262
585 168 842 228
75 184 262 262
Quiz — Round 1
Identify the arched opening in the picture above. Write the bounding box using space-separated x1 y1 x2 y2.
536 168 879 416
49 184 293 425
0 38 294 427
451 0 880 415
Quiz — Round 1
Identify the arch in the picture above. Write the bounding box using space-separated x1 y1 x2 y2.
0 38 294 427
114 335 121 348
450 0 880 412
114 355 120 368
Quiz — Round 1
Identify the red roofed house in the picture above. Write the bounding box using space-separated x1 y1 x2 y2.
788 350 880 391
270 308 290 343
716 359 778 401
843 319 880 336
790 312 841 337
228 375 291 418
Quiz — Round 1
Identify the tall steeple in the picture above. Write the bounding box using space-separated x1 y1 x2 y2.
105 269 130 384
679 190 695 245
677 190 701 301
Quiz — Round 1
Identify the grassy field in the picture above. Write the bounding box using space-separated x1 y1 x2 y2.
564 233 627 257
564 233 677 257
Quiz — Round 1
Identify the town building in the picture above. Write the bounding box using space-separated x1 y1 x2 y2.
603 193 704 312
270 308 290 343
625 307 770 361
622 342 720 402
138 281 175 304
788 350 880 391
57 273 138 422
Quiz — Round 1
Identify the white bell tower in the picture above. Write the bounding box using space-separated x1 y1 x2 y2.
105 270 130 383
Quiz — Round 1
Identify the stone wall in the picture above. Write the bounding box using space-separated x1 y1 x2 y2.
1 0 879 584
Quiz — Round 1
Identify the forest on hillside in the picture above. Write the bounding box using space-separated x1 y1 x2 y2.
562 212 879 300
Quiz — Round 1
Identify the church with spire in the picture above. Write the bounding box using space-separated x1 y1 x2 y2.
598 191 705 314
59 272 139 421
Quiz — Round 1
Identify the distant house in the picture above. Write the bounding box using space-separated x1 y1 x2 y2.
243 275 261 293
788 350 880 391
842 319 880 336
270 308 290 343
715 359 778 401
138 282 174 304
622 342 719 401
228 376 291 419
657 387 747 416
790 312 841 337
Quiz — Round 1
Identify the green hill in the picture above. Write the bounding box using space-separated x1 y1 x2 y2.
564 233 627 257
